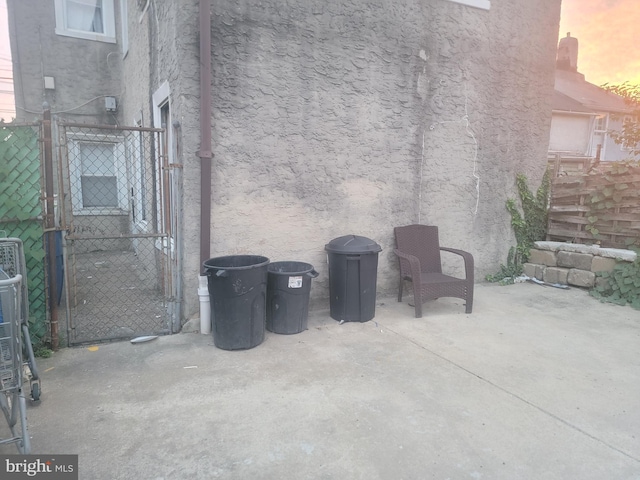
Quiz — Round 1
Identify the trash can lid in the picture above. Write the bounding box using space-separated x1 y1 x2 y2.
324 235 382 254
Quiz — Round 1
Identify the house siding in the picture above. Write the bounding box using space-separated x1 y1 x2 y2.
8 0 123 124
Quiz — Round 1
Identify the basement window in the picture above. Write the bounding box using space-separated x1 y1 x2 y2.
445 0 490 10
54 0 116 43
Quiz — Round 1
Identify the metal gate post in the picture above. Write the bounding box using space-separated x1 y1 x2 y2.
42 106 59 351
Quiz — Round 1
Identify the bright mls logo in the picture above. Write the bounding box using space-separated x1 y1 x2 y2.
0 455 78 479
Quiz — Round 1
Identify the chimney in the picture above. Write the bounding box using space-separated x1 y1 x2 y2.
556 32 579 72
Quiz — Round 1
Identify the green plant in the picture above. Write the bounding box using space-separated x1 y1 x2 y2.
602 82 640 157
33 346 53 358
486 170 551 284
584 160 640 247
485 247 521 285
590 249 640 309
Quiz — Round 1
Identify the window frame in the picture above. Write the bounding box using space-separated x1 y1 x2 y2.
54 0 117 44
68 133 128 215
120 0 129 57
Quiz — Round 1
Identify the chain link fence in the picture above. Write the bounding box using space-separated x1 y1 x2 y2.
58 123 178 344
0 123 47 347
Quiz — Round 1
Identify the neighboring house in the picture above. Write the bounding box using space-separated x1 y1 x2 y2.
550 33 637 161
8 0 561 326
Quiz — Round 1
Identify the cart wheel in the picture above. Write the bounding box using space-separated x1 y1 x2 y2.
30 383 40 403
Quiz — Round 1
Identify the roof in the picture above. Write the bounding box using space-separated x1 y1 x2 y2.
552 90 596 114
554 69 631 114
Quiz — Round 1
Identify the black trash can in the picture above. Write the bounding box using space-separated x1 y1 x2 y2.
203 255 270 350
325 235 382 323
267 261 319 334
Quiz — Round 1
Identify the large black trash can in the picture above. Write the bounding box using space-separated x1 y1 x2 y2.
325 235 382 323
267 261 319 334
203 255 270 350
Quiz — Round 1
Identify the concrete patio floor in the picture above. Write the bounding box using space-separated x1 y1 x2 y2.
2 282 640 479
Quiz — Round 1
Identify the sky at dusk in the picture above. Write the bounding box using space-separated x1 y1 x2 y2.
0 0 639 121
559 0 640 86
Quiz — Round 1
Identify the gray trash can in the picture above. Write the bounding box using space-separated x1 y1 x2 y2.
325 235 382 322
267 261 319 334
203 255 270 350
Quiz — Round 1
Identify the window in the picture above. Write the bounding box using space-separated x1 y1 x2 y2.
69 136 127 214
54 0 116 43
594 115 607 132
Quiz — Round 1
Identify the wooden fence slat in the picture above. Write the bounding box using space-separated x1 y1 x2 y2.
547 157 640 248
547 227 594 239
548 215 590 225
549 205 591 213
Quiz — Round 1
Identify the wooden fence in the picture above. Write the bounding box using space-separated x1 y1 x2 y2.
547 155 640 249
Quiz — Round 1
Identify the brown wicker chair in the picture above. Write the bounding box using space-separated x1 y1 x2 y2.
393 224 474 318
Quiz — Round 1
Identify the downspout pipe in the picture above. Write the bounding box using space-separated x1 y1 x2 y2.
199 0 212 273
199 0 213 334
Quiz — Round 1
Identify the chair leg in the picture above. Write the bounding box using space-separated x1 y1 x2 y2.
413 284 423 318
397 277 403 302
414 301 423 318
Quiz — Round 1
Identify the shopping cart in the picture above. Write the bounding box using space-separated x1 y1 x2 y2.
0 237 43 454
0 237 41 403
0 271 30 453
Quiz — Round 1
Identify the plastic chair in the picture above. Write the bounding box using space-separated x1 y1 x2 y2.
393 224 474 318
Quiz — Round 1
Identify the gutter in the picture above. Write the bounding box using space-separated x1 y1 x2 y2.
199 0 212 273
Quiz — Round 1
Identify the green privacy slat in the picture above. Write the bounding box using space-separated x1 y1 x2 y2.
0 125 46 347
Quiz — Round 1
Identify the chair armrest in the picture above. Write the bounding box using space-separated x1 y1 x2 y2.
440 247 474 282
393 249 421 280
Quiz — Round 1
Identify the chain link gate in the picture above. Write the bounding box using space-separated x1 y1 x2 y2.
56 122 182 345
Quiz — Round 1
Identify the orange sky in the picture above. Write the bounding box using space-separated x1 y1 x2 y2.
559 0 640 86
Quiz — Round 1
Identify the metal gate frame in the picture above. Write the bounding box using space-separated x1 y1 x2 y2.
55 121 183 345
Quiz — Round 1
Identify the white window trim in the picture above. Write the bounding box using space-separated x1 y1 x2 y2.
131 114 149 232
594 114 608 133
445 0 490 10
152 81 171 129
54 0 117 44
68 133 129 215
152 82 175 255
121 0 129 57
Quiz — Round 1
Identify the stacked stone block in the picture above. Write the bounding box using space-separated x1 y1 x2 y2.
524 241 636 288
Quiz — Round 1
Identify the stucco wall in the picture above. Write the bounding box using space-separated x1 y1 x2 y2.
197 0 561 312
11 0 562 323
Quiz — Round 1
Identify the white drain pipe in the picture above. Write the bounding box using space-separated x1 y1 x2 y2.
198 275 211 335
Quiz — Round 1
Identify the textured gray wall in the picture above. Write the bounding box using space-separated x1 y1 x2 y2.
10 0 562 322
200 0 561 312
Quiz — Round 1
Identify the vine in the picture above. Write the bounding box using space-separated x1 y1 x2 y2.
585 160 640 247
486 170 550 284
590 248 640 309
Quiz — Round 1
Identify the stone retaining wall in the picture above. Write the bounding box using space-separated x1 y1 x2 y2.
525 241 636 288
